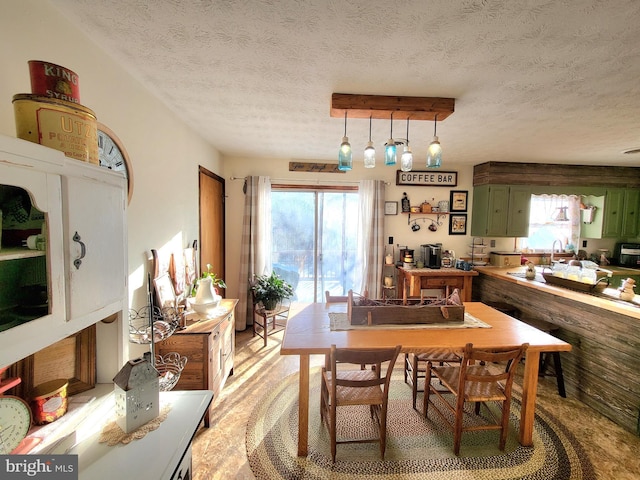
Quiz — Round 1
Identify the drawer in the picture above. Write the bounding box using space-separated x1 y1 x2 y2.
423 277 464 289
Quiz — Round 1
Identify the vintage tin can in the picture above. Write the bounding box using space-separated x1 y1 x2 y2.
28 60 80 104
30 379 69 425
13 94 98 164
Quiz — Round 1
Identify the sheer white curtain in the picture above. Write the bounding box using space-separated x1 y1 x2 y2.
526 194 581 250
236 176 272 330
357 180 385 298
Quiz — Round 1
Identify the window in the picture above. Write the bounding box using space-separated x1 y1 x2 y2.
271 187 359 303
524 194 580 251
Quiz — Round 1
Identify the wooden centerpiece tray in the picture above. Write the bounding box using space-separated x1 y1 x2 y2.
346 290 464 326
541 272 609 293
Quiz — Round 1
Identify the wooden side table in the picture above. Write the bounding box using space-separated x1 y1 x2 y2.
396 267 478 303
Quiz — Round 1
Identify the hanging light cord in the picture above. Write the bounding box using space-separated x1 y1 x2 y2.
390 112 394 137
406 118 410 144
368 115 372 141
343 111 347 136
433 113 438 136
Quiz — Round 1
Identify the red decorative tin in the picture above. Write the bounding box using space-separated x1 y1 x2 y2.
28 60 80 104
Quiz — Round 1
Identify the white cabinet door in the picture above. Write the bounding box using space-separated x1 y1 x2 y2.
62 167 126 326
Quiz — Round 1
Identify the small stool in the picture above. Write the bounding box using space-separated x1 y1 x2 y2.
520 317 566 398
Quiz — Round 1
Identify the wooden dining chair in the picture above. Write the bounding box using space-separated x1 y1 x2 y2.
404 349 462 410
320 344 401 462
325 290 350 303
423 342 528 455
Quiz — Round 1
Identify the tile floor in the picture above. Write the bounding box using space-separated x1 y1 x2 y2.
191 325 640 480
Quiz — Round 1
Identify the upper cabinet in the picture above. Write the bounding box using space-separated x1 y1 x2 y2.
471 185 531 237
602 188 639 239
0 134 127 368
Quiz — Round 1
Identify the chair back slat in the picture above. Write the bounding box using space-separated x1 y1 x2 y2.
457 342 528 390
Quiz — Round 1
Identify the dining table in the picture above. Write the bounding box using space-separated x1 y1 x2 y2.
280 301 572 457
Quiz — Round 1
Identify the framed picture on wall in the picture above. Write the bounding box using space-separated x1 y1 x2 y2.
384 201 398 215
450 190 468 212
449 214 468 235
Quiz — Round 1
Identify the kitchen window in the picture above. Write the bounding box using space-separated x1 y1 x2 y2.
524 194 581 251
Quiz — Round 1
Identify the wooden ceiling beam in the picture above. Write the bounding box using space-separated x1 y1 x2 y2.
330 93 455 121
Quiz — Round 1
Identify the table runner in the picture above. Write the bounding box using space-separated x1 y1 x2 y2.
328 311 492 331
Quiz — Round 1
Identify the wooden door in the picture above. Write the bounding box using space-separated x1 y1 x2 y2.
199 166 225 295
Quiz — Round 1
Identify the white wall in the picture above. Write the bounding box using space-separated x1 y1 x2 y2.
0 1 221 368
1 2 519 355
1 1 221 306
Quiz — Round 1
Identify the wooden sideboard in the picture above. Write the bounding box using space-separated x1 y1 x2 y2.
156 299 238 427
396 267 478 303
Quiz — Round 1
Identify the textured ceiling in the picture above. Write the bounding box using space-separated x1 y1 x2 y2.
50 0 640 167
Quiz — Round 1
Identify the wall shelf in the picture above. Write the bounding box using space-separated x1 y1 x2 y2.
402 211 448 225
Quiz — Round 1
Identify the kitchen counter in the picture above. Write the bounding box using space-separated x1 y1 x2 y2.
473 265 640 436
473 266 640 319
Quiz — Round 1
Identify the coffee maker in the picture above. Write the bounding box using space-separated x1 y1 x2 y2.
421 243 442 269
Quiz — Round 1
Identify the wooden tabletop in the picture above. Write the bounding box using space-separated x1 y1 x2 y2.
281 301 571 355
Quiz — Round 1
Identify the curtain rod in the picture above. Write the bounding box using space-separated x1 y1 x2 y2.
229 176 390 185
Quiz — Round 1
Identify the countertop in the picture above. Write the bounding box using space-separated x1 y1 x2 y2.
474 266 640 320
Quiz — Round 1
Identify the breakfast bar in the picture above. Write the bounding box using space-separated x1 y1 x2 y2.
473 265 640 436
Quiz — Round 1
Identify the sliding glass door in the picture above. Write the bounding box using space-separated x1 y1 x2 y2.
271 188 358 302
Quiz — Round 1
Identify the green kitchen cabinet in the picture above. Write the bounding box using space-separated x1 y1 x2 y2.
471 185 531 237
621 188 640 238
602 189 639 238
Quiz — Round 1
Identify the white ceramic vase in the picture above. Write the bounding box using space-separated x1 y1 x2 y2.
194 277 221 307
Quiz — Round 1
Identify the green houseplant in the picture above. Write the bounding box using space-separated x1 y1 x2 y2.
251 271 294 311
200 264 227 290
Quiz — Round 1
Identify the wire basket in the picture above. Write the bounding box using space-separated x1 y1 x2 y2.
128 305 180 344
155 352 187 391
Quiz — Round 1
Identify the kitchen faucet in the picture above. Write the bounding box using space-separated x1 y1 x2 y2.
551 239 563 264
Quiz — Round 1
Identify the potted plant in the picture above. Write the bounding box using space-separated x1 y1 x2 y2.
251 271 294 311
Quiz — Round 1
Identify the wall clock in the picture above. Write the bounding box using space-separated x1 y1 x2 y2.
97 123 134 204
0 395 32 454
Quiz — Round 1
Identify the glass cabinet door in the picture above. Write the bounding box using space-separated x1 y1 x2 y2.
0 163 65 367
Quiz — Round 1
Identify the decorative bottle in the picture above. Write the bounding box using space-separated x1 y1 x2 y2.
401 192 410 212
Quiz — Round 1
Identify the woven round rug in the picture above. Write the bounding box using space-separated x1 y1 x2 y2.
246 367 596 479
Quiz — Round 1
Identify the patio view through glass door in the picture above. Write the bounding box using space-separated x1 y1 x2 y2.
271 188 358 302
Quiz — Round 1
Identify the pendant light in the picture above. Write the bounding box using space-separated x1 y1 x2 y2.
338 111 352 171
384 112 397 166
400 118 413 172
364 115 375 168
426 113 442 168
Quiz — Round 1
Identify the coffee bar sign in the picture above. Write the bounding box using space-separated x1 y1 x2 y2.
396 170 458 187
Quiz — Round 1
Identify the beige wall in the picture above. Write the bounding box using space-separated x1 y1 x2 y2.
2 2 518 350
0 1 221 316
221 156 487 300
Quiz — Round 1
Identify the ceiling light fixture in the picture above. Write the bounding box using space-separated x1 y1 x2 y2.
338 111 352 171
384 112 397 166
400 118 413 172
426 114 442 168
330 93 455 169
364 115 375 168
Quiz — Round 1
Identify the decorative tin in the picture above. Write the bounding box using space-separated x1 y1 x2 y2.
30 379 69 425
13 94 98 164
28 60 80 104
